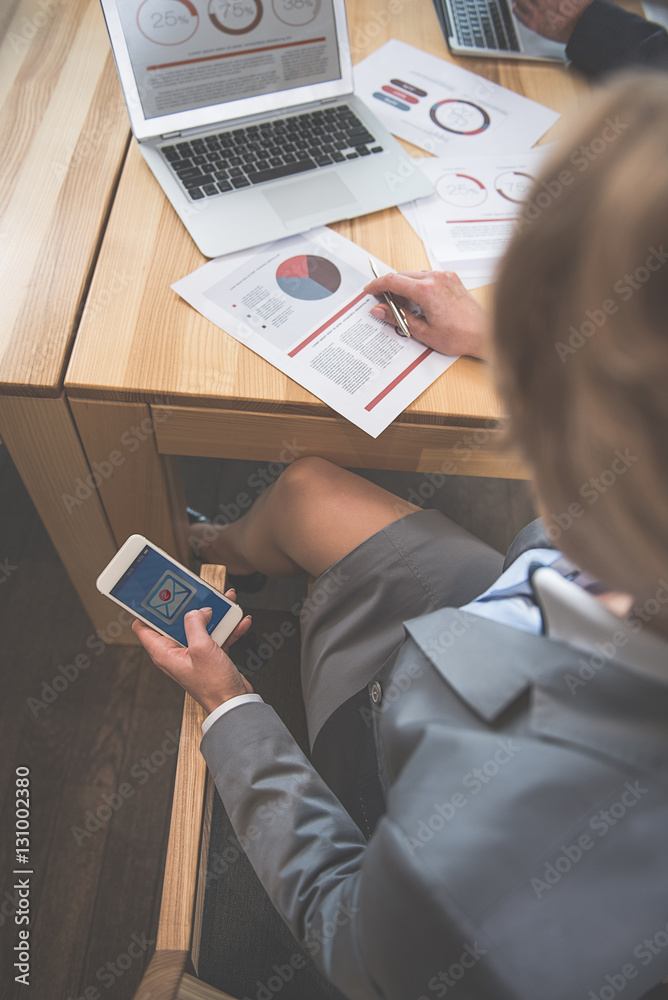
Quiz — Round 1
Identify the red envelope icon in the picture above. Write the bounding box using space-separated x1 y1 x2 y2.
142 571 196 622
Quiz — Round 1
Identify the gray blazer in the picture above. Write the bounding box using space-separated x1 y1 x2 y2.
202 597 668 999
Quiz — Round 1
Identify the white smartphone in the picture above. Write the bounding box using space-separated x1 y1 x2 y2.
96 534 244 647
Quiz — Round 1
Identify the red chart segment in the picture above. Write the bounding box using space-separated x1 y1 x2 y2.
276 255 342 300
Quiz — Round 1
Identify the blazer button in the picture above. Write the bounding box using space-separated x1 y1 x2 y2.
370 681 382 705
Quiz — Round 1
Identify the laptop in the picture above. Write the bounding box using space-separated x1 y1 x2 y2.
432 0 566 61
99 0 434 257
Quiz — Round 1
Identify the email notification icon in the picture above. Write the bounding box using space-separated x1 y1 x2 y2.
142 571 197 623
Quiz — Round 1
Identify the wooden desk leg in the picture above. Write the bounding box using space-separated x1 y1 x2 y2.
69 398 190 567
0 393 129 635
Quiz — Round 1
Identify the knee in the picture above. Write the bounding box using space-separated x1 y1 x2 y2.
275 456 341 505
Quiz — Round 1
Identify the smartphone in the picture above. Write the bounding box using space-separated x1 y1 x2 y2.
96 534 244 647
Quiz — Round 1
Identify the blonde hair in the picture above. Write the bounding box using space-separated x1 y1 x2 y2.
494 72 668 627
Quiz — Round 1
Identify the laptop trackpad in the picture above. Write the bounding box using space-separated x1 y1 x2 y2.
263 173 358 227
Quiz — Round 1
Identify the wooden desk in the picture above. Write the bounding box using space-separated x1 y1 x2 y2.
0 0 131 629
64 0 587 573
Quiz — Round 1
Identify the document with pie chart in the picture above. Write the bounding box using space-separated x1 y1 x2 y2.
172 227 459 437
399 148 552 281
354 40 559 156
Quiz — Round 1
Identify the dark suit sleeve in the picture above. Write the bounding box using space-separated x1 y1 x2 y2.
566 0 668 76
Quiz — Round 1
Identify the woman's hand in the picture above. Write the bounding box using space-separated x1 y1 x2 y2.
364 270 489 360
132 589 254 714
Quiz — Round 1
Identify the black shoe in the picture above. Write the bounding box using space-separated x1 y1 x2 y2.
186 507 268 593
187 506 211 524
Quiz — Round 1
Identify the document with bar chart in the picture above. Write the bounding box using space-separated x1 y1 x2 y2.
172 227 458 437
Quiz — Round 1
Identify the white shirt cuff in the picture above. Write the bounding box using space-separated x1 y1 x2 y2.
201 693 264 735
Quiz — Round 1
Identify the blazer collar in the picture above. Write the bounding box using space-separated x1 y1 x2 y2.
403 608 668 776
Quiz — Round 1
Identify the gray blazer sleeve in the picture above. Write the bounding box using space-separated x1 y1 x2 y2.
201 701 375 999
200 701 508 1000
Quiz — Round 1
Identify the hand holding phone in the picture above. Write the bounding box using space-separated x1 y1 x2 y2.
133 605 254 714
96 534 244 647
97 535 253 712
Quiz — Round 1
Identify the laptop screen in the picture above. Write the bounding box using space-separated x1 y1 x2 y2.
116 0 342 120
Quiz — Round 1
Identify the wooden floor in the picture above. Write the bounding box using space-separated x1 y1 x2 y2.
0 445 535 999
0 445 184 1000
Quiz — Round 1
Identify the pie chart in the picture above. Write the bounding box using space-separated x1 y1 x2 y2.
276 255 341 300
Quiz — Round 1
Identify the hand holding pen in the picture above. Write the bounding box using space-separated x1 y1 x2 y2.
368 258 412 337
363 268 489 361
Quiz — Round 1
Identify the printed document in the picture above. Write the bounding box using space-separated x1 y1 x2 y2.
172 227 459 438
354 40 559 156
399 148 552 280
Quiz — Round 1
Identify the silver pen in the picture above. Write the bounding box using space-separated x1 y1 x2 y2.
369 258 411 338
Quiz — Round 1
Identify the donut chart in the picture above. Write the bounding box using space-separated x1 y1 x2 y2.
137 0 199 46
429 99 490 135
276 255 341 300
272 0 320 27
436 172 487 207
495 170 535 204
208 0 263 35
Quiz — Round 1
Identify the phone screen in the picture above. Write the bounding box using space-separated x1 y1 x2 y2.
111 545 232 645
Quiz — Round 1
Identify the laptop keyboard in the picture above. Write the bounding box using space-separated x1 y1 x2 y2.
450 0 520 51
160 104 384 201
